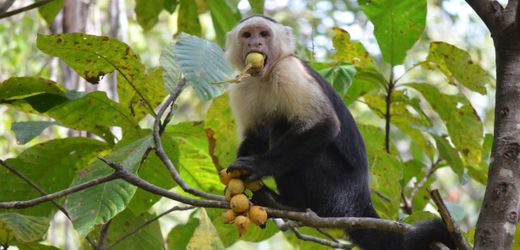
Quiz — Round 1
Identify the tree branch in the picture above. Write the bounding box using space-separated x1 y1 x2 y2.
430 189 472 250
0 0 55 19
465 0 503 32
152 80 225 201
97 220 112 250
107 205 195 248
291 228 352 249
0 172 119 209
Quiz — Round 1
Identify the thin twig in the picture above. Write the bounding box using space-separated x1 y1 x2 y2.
159 78 188 134
107 206 195 248
0 160 98 248
384 69 395 153
0 173 119 209
152 80 225 201
292 228 352 249
315 227 340 243
98 220 112 250
430 189 472 250
0 0 54 19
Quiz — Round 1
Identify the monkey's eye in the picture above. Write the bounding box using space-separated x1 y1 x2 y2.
260 31 270 37
242 32 251 38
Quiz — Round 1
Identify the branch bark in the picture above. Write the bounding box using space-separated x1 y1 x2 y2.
468 0 520 248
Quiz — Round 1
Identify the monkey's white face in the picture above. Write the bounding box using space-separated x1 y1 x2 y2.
238 24 272 77
225 16 296 78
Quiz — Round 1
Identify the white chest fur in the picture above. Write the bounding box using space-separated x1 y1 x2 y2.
228 57 335 136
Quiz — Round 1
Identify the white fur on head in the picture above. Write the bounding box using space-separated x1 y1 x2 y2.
224 16 295 69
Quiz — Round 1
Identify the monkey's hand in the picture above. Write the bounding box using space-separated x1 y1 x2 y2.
227 156 268 182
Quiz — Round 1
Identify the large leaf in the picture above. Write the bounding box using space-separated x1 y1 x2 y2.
46 91 140 140
160 43 183 94
177 0 202 36
0 138 108 217
0 213 49 243
92 209 163 250
422 42 490 94
135 0 164 30
0 77 68 113
332 28 375 68
174 34 233 101
11 121 55 144
359 0 426 65
186 209 225 250
37 33 145 85
166 123 221 194
407 83 483 166
204 93 238 170
65 136 153 237
206 0 241 46
167 212 200 250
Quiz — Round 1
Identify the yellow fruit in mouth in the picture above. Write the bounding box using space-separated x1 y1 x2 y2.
245 52 265 70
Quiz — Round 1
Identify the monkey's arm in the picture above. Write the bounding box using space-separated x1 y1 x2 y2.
228 118 339 181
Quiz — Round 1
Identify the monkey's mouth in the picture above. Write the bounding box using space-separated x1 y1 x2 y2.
245 51 268 77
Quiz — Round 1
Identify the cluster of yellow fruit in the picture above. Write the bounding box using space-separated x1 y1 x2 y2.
219 169 268 236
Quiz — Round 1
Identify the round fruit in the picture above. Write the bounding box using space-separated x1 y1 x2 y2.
223 209 237 224
230 194 250 213
245 181 263 192
234 215 251 236
219 169 232 185
227 178 245 196
245 52 265 70
248 205 268 228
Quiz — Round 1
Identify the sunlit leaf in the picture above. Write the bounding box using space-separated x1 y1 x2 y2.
38 0 64 26
435 136 464 180
204 93 238 170
0 138 108 217
422 42 490 94
359 0 426 65
65 136 153 237
407 83 483 166
332 28 375 68
37 34 145 85
186 209 225 250
165 123 221 194
0 213 49 243
402 211 439 224
174 34 232 100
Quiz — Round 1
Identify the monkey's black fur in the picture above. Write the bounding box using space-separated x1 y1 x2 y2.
227 15 455 249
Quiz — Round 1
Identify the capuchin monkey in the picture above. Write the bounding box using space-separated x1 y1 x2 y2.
224 15 455 250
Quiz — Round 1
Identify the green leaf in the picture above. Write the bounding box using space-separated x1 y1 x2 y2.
204 93 238 170
174 34 232 101
315 62 356 96
206 0 241 46
135 0 164 30
206 207 278 245
38 0 64 26
286 227 338 250
167 212 200 250
37 33 145 85
0 213 49 243
402 211 439 224
128 134 179 214
407 83 483 166
16 243 60 250
47 91 140 140
117 67 167 121
186 209 225 250
344 66 386 105
248 0 264 14
422 42 490 94
0 77 68 113
160 43 183 94
332 28 375 68
11 121 55 144
166 123 221 194
359 0 426 65
65 136 153 237
435 136 464 179
94 209 163 250
467 134 492 184
164 0 179 13
177 0 202 36
0 138 108 217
